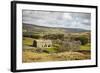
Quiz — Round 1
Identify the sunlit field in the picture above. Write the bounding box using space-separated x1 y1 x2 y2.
22 10 91 63
22 30 91 63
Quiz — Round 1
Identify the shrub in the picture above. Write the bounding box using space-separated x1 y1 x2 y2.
23 34 41 39
74 36 88 45
43 34 64 40
35 48 43 53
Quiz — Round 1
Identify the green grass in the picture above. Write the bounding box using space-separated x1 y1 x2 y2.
23 37 91 52
80 43 91 51
23 37 33 46
43 47 57 53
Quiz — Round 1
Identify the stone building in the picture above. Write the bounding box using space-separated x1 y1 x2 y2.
33 39 52 48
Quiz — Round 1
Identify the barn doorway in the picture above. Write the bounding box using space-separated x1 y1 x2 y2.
33 40 37 47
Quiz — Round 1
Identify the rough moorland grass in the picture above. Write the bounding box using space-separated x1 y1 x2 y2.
22 37 91 63
22 51 90 63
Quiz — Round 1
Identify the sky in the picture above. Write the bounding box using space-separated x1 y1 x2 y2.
22 10 91 30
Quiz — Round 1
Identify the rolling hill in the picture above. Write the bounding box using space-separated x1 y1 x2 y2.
23 23 90 35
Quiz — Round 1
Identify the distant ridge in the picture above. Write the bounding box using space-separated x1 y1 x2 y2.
23 23 90 33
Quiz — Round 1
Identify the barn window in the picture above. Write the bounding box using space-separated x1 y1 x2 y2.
48 45 50 47
44 44 47 47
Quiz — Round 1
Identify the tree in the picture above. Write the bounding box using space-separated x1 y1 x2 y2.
43 34 64 40
74 36 88 45
31 34 41 39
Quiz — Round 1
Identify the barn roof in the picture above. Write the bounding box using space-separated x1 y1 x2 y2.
34 39 52 43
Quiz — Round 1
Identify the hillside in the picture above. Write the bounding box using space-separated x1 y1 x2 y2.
23 23 90 35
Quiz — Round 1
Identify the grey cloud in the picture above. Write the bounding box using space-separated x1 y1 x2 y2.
22 10 91 30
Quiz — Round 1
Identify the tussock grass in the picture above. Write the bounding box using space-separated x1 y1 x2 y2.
22 51 90 63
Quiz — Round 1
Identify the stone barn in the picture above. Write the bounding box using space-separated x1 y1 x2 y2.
33 40 52 48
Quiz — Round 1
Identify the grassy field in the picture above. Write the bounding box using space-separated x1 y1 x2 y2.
22 23 91 63
22 37 91 63
22 51 90 63
23 37 33 46
80 43 91 51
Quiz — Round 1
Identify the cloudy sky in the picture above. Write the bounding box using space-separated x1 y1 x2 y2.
22 10 91 30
